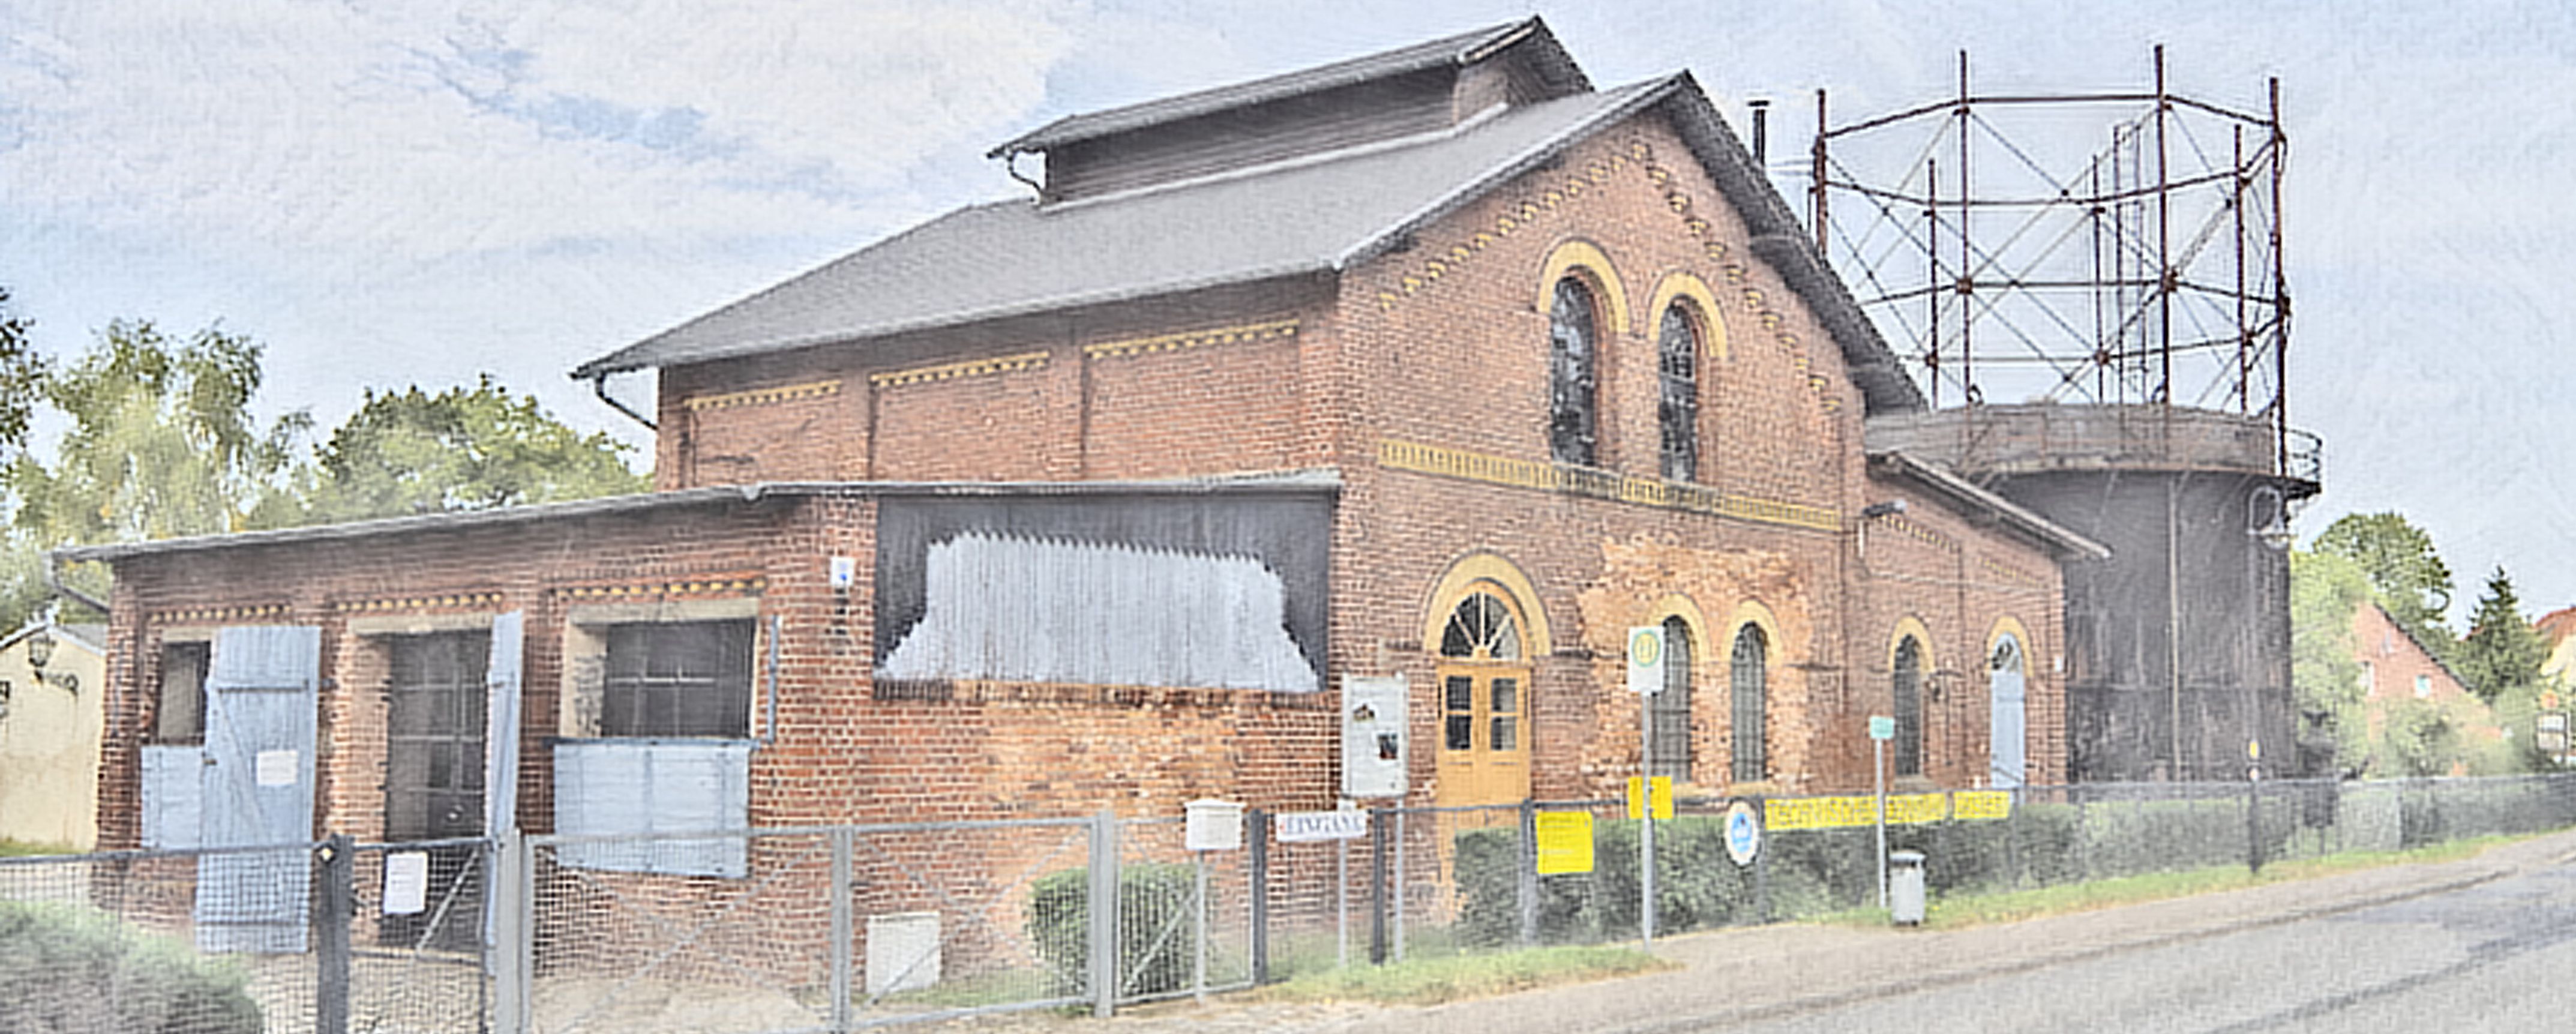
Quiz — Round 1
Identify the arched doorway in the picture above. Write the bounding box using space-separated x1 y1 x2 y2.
1435 586 1534 807
1989 632 2028 788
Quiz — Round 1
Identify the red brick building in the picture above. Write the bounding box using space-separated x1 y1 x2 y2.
74 20 2102 881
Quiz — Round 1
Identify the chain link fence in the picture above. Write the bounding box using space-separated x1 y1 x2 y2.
5 774 2573 1032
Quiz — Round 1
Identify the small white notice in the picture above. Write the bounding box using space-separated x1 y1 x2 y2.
254 749 298 787
1277 810 1369 843
382 851 430 916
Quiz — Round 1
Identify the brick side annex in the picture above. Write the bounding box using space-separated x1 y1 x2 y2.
73 19 2105 860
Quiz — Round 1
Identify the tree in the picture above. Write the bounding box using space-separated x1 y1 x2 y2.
1 320 308 629
2314 512 2455 655
298 376 644 524
0 288 40 458
2289 549 2373 774
2455 566 2548 704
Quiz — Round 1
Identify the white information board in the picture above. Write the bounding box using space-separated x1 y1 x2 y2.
1341 676 1408 799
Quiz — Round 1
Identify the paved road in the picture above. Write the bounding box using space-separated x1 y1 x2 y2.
1717 861 2576 1033
1021 828 2576 1034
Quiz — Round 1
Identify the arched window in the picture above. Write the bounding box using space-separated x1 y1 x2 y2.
1548 277 1600 466
1893 635 1924 777
1657 304 1700 482
1440 592 1521 661
1730 624 1768 783
1650 616 1693 780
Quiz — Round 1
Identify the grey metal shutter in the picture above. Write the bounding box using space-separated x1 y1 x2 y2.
196 625 321 954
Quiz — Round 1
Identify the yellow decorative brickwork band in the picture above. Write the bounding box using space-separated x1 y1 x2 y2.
686 379 841 412
1978 555 2051 588
1876 514 1960 552
1082 319 1299 359
869 352 1048 389
152 603 290 624
331 592 506 613
1377 439 1840 532
552 577 767 600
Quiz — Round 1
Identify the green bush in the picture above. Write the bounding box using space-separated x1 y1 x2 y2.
0 900 260 1033
1027 863 1197 998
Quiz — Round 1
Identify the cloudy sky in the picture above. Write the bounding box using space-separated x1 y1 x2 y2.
4 1 2570 623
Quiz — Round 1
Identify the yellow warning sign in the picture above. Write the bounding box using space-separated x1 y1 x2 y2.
1534 811 1594 874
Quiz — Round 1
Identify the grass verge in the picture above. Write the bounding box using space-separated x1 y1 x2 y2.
1255 945 1674 1006
1816 832 2526 930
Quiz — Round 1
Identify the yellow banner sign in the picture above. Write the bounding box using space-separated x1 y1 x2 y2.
1951 790 2014 820
1626 776 1675 820
1764 793 1953 831
1534 812 1594 874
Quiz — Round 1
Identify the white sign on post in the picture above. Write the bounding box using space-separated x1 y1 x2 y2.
1626 627 1666 695
1341 676 1408 799
1277 810 1371 843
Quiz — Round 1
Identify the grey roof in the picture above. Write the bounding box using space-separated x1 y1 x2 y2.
0 622 106 655
575 65 1927 413
55 471 1341 564
1869 451 2112 561
986 18 1585 157
574 79 1663 379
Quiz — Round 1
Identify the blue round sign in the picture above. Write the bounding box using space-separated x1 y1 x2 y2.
1725 800 1762 866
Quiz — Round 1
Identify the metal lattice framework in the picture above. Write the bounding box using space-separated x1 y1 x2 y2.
1812 47 2290 440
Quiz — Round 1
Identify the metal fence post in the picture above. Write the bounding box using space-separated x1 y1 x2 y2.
2006 785 2024 886
317 834 352 1034
1246 808 1269 985
1752 797 1771 924
1392 807 1407 963
488 832 531 1034
830 828 853 1032
1368 807 1390 965
1090 810 1119 1018
1516 801 1539 947
2245 776 2263 875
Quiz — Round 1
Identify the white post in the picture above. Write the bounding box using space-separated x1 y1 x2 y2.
1392 808 1407 963
1193 853 1210 1003
1640 698 1656 946
1874 738 1889 912
1336 836 1349 969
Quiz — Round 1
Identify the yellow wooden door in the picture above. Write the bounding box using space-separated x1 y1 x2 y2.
1432 588 1532 807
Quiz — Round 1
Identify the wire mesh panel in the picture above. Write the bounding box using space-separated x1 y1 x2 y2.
1113 817 1253 1006
0 843 316 1034
347 838 491 1033
844 816 1097 1024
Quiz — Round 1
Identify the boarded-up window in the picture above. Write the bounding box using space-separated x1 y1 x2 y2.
601 621 753 738
155 642 209 744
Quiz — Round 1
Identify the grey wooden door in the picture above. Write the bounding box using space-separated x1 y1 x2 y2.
1990 635 2028 789
197 625 320 954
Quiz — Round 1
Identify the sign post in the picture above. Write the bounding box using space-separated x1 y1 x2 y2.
1867 715 1894 910
1626 626 1665 946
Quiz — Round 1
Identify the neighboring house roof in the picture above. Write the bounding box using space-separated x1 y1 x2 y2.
2536 606 2576 646
53 472 1342 564
2359 600 2475 693
1867 451 2112 561
574 26 1926 414
0 622 106 657
987 18 1586 157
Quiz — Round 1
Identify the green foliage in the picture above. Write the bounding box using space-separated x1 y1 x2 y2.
300 376 644 523
2314 512 2456 655
2455 566 2548 705
1026 863 1196 998
1 320 308 630
0 287 41 456
0 900 262 1033
2290 549 2374 774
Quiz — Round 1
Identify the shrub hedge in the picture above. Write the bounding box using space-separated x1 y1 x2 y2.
1027 863 1198 997
0 900 261 1034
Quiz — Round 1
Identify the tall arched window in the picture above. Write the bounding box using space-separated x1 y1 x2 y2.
1650 616 1693 780
1730 624 1768 783
1548 277 1600 466
1657 304 1700 482
1893 635 1925 777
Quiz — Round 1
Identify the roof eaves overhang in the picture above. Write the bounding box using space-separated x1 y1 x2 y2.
1870 450 2112 561
54 470 1344 565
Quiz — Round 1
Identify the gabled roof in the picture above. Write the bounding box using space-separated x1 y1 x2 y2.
2359 600 2475 693
574 26 1927 413
987 17 1585 158
0 622 105 657
1868 451 2112 560
2536 605 2576 646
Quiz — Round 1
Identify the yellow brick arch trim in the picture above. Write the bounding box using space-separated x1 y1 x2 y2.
1645 271 1730 362
1888 615 1938 673
1723 600 1785 658
1641 593 1714 658
1421 551 1554 658
1986 616 2034 672
1536 239 1632 335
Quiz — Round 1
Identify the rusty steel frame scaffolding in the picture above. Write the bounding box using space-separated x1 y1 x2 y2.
1811 47 2293 472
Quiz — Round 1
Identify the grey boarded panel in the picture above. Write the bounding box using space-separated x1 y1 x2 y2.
1991 660 2028 789
198 624 320 954
553 739 749 877
139 744 203 849
483 611 525 837
876 491 1332 680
